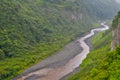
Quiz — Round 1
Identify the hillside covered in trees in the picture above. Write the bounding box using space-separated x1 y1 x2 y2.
69 11 120 80
0 0 120 79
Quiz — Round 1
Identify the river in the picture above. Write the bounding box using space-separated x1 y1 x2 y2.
16 23 109 80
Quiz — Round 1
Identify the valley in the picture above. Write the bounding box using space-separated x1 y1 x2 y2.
0 0 120 80
14 23 109 80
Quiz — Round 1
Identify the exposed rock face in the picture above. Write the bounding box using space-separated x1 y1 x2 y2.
111 23 120 50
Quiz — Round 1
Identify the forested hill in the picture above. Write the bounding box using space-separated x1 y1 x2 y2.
0 0 120 79
112 11 120 49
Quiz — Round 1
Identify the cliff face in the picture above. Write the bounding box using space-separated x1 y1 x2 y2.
111 12 120 49
112 23 120 49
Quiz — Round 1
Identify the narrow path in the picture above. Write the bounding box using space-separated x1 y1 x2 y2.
15 23 109 80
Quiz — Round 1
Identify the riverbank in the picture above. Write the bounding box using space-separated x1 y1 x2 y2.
13 31 94 80
13 23 108 80
13 37 83 80
60 37 92 80
68 25 111 80
61 23 109 80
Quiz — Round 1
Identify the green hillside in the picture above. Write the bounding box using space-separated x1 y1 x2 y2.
69 12 120 80
0 0 120 79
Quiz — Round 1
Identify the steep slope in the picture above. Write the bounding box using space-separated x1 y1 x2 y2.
112 11 120 49
0 0 120 79
0 0 120 59
69 12 120 80
0 0 95 59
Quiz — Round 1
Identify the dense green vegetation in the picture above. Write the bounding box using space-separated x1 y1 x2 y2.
69 12 120 80
112 11 120 28
69 46 120 80
0 0 120 79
